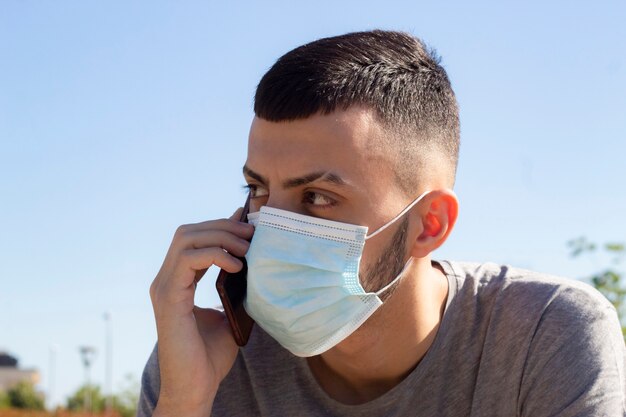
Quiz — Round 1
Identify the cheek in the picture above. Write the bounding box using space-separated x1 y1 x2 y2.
248 198 266 214
358 239 385 272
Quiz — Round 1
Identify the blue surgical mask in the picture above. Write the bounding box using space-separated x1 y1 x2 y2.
243 191 430 357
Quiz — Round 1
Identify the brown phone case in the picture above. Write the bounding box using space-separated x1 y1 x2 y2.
216 195 255 346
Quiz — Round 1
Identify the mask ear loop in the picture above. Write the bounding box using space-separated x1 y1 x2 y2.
365 190 431 240
375 256 415 296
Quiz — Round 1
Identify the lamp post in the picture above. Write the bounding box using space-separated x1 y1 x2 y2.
48 344 58 410
103 311 113 414
78 346 97 413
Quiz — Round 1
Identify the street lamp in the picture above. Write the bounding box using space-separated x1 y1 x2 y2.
48 344 59 410
103 311 113 414
78 345 97 413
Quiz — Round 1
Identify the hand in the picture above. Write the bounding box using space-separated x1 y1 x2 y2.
149 208 253 417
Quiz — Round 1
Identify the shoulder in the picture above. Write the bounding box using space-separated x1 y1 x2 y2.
439 260 621 359
442 260 614 315
440 261 626 415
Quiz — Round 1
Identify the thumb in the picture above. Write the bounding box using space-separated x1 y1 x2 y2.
229 207 244 221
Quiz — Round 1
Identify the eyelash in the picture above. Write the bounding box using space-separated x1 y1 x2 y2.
242 184 266 198
242 184 337 209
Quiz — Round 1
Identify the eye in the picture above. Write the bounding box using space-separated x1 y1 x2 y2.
243 184 269 198
303 191 337 208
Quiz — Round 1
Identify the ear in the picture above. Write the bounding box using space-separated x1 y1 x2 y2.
409 189 459 258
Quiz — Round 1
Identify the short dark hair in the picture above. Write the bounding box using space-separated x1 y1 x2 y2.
254 30 460 192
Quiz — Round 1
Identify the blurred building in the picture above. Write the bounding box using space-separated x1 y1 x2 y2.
0 351 40 391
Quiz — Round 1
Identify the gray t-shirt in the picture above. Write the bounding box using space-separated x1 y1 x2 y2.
137 261 626 416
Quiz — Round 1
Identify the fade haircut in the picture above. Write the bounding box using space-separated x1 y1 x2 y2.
253 29 460 193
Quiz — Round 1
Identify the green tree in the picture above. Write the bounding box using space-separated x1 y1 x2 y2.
0 389 10 409
66 376 139 417
66 383 105 413
108 373 140 417
568 237 626 336
6 381 45 410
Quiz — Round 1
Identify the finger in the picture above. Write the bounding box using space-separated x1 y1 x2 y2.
193 306 227 327
193 306 239 360
179 247 244 275
175 218 253 240
194 268 208 286
182 230 250 257
230 207 244 221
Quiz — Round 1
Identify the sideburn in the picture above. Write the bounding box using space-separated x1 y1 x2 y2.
360 216 409 301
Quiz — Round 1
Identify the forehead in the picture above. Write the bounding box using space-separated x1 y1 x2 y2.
246 107 394 185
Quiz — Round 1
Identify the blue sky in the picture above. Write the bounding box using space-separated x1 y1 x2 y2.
1 0 625 408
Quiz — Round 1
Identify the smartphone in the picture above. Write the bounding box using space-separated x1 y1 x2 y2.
216 195 255 346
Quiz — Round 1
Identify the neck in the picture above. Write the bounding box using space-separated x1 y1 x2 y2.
306 258 448 405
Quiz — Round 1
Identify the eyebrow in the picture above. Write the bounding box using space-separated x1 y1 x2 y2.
243 165 347 189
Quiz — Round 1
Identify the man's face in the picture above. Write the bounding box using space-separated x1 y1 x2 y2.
243 106 416 293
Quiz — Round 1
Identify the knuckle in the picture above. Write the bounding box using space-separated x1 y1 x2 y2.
174 224 191 238
218 218 236 229
179 249 193 264
149 282 158 302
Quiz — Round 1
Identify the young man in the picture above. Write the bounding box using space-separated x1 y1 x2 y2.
139 30 626 416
